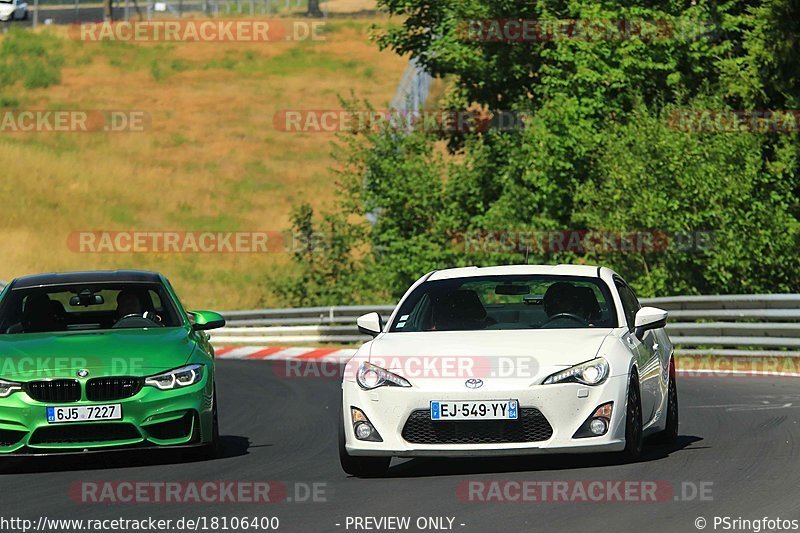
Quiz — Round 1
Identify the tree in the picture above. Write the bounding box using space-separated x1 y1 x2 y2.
306 0 323 18
274 0 800 304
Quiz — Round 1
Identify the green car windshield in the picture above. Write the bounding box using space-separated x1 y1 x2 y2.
0 282 183 334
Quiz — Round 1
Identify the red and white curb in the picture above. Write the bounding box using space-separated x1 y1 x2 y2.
214 345 356 362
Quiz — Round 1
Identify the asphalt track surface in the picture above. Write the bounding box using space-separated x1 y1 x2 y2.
1 359 799 533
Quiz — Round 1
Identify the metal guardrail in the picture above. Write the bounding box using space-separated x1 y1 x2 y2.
390 57 432 118
211 295 800 356
215 305 394 344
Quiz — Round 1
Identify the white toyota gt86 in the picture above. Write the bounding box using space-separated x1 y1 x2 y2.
339 265 678 477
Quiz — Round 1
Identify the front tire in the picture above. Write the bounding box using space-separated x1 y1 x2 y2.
653 359 679 444
185 388 220 461
338 404 389 478
202 387 221 459
620 373 643 462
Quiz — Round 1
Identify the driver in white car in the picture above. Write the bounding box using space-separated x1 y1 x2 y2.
543 282 598 327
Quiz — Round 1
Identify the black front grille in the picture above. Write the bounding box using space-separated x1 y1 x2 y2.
86 377 143 401
0 428 26 447
401 408 554 444
24 380 81 403
145 412 195 441
29 423 141 445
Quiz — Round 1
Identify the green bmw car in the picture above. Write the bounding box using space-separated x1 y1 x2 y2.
0 270 225 458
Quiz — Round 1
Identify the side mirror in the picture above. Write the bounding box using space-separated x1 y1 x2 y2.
634 307 668 340
188 310 226 331
357 312 383 337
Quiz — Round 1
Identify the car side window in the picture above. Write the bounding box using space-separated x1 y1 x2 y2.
615 281 641 331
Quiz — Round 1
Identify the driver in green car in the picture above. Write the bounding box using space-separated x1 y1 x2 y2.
116 289 145 319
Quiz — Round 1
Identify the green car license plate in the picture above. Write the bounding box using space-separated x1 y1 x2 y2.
46 404 122 423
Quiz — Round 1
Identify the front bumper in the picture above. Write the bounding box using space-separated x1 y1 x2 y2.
342 374 629 457
0 375 213 454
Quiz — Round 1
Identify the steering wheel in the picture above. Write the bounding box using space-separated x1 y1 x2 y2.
542 313 588 327
113 313 162 329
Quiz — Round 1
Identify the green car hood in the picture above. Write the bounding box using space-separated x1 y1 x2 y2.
0 327 197 380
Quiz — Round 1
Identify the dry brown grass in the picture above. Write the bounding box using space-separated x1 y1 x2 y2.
0 17 407 310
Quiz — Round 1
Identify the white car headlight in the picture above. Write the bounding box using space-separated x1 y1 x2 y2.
0 379 22 398
145 364 204 390
543 358 609 386
356 362 411 390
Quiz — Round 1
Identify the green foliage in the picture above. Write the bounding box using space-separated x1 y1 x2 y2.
274 203 392 306
0 29 64 89
23 61 61 89
276 0 800 305
574 105 800 296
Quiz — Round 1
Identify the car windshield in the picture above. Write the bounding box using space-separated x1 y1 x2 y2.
390 275 618 332
0 282 183 334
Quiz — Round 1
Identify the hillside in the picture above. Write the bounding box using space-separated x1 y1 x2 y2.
0 16 407 310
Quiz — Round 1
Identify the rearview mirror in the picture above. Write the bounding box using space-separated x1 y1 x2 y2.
188 310 226 331
69 290 104 307
634 307 668 340
495 284 531 296
357 312 383 337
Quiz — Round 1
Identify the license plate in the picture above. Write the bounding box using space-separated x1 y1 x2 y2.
46 404 122 423
430 400 518 421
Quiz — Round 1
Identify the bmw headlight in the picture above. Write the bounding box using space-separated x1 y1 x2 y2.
0 379 22 398
543 358 609 386
356 362 411 390
145 364 204 390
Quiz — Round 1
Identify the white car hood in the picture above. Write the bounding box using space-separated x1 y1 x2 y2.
365 329 613 388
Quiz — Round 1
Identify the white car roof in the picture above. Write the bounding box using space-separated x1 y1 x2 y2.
426 264 610 281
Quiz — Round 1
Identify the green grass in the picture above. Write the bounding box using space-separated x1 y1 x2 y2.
0 29 64 89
